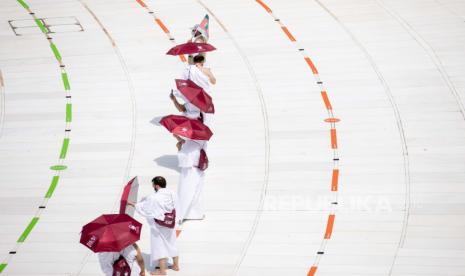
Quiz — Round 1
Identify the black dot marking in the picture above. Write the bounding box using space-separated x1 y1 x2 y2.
275 19 280 21
332 202 338 205
169 38 175 41
9 251 16 254
66 96 71 99
317 81 323 84
317 251 324 255
65 129 71 132
299 48 304 51
333 158 339 161
149 11 154 14
29 12 35 15
60 65 65 68
47 37 52 40
39 206 46 209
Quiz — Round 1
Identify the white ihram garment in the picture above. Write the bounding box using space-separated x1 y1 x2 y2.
178 140 205 222
98 245 139 276
135 189 178 265
181 65 214 127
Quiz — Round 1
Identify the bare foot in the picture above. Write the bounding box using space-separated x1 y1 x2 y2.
150 269 167 275
171 264 180 271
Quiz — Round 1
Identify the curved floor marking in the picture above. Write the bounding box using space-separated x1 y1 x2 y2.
79 0 138 207
135 0 187 63
313 1 411 275
133 0 186 238
0 0 73 273
253 1 340 275
195 1 271 274
72 2 139 274
0 70 5 140
377 0 465 121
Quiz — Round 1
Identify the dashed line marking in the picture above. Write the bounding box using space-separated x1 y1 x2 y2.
17 217 39 243
1 1 73 272
324 214 335 239
45 176 60 198
331 169 339 191
59 138 70 159
281 26 296 41
254 1 341 274
320 91 332 110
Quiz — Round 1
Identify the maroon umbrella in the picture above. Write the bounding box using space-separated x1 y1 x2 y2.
160 115 213 140
166 42 216 55
119 177 139 216
175 79 215 113
80 214 142 253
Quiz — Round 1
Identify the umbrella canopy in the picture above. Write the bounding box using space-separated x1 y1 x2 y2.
191 14 209 40
175 79 214 113
119 177 139 216
166 42 216 56
80 214 142 253
160 115 213 141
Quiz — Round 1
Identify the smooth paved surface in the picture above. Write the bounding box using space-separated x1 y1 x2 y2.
1 0 465 275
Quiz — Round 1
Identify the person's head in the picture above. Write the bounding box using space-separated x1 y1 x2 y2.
152 176 166 191
193 55 205 66
194 36 206 43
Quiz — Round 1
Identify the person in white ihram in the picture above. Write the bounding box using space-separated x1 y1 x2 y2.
98 243 145 276
177 139 206 223
179 55 216 127
127 176 179 275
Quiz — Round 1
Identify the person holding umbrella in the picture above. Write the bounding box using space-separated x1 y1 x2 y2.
127 176 179 275
182 55 216 94
80 214 144 275
169 79 215 126
98 243 146 276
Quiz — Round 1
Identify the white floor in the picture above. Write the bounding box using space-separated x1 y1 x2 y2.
1 0 465 275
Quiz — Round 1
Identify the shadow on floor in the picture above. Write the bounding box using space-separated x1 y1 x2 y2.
154 154 180 173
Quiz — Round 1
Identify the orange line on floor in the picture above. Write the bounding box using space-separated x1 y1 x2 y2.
307 266 318 276
324 214 335 239
304 57 319 74
256 0 272 13
135 0 146 8
176 229 182 237
320 91 332 110
155 18 170 33
281 26 296 42
331 169 339 191
330 128 338 149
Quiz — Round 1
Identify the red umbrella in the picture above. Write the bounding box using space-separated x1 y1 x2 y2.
119 177 139 216
160 115 213 140
80 214 142 253
175 79 215 113
166 42 216 55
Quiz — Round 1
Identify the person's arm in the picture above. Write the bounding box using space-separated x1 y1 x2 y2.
202 68 216 84
132 244 145 276
170 90 187 112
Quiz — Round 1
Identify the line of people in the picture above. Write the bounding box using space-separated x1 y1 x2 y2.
97 15 216 276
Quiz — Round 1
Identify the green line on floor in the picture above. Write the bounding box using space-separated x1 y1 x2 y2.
0 263 7 273
16 0 29 9
34 19 48 34
62 73 70 90
59 138 70 159
66 104 72 122
50 43 62 61
50 165 67 171
45 176 60 198
17 217 39 243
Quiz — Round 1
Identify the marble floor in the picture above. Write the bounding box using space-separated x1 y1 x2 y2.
1 0 465 275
